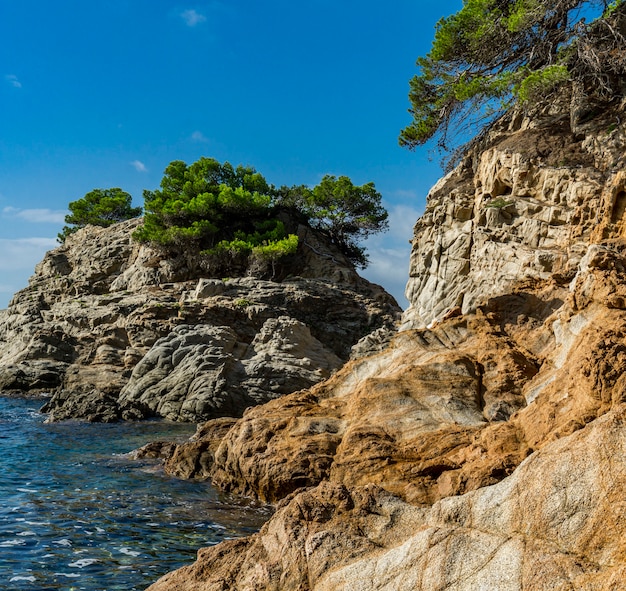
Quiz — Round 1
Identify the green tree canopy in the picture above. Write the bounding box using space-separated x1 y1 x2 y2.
58 188 142 242
133 157 296 277
399 0 626 152
134 157 389 273
278 175 389 268
133 157 275 248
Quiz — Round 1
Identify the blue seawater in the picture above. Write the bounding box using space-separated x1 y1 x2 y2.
0 396 269 591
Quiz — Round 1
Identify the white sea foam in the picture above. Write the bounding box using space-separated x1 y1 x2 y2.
118 547 141 557
9 575 36 582
53 572 81 578
69 558 99 568
0 539 24 547
53 539 73 547
17 531 37 536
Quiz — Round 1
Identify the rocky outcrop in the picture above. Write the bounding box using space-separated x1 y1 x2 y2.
132 418 238 480
148 405 626 591
117 317 342 422
145 97 626 590
402 98 626 329
0 219 400 421
161 248 626 505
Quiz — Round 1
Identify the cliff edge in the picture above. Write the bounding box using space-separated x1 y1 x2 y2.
145 96 626 590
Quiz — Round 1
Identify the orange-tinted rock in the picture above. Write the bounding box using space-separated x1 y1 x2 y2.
149 97 626 590
148 406 626 591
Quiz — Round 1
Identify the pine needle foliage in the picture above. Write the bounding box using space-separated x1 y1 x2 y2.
400 0 626 152
133 157 388 273
58 188 142 243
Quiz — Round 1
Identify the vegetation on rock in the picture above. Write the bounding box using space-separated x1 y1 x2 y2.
277 174 389 268
133 156 388 273
58 188 142 242
400 0 626 151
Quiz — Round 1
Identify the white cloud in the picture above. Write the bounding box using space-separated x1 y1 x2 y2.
361 247 410 308
359 203 423 308
0 237 59 308
5 74 22 88
181 9 207 26
3 206 66 224
0 237 57 271
191 130 209 143
387 203 422 241
131 160 148 172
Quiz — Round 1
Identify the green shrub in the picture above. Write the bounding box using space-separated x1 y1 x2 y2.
486 197 512 208
58 188 142 242
134 157 388 273
515 65 570 104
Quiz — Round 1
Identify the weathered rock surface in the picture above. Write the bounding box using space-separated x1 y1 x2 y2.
180 256 626 506
402 98 626 329
146 97 626 590
118 317 342 422
132 418 238 480
0 219 400 421
148 406 626 591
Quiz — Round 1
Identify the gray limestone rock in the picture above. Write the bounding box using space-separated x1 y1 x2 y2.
118 317 343 422
0 218 400 421
402 105 626 329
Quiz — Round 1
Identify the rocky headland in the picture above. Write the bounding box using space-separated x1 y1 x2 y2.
139 95 626 590
0 219 400 422
3 90 626 590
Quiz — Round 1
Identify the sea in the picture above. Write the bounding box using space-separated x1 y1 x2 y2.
0 396 270 591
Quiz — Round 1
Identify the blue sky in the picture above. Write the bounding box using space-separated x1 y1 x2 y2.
0 0 461 309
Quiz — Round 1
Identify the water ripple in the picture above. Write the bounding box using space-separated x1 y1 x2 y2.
0 397 269 591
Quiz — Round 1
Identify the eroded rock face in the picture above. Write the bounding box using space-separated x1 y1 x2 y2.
149 406 626 591
117 317 343 422
402 100 626 329
196 152 626 504
159 243 626 507
147 99 626 590
208 315 540 504
0 219 400 421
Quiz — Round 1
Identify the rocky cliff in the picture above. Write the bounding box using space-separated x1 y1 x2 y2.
0 219 400 422
144 96 626 590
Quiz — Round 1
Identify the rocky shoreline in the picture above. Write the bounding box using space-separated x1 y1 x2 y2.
3 95 626 589
144 98 626 589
